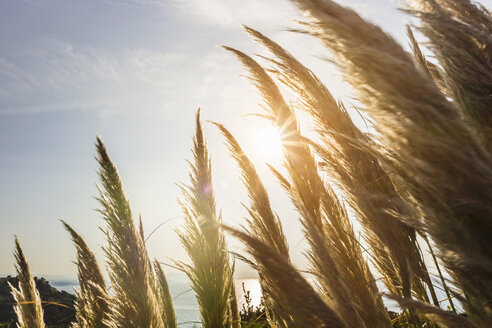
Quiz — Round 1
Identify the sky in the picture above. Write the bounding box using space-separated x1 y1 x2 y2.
0 0 421 278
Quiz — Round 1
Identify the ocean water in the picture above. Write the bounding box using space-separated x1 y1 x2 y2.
48 275 262 328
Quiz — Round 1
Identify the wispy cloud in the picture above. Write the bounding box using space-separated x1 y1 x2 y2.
100 0 168 9
165 0 299 28
0 40 193 115
0 0 404 117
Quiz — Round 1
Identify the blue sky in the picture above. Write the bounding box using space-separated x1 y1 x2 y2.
0 0 413 277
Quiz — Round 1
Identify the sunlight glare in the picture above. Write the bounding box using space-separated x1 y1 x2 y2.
236 279 262 309
252 123 283 163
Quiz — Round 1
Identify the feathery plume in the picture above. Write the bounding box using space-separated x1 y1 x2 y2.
95 136 163 328
244 25 437 304
177 110 238 328
213 122 289 258
153 260 177 328
289 0 492 324
213 122 291 327
406 0 492 135
225 226 345 328
62 221 109 328
223 46 390 327
387 294 474 328
9 237 45 328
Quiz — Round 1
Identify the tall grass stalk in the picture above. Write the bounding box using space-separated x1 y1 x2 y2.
406 25 458 311
213 123 289 259
225 226 345 328
214 122 291 327
96 136 163 328
289 0 492 324
62 221 109 328
243 25 438 305
387 295 473 328
153 260 178 328
9 237 45 328
406 0 492 136
421 233 457 313
6 1 491 327
177 110 239 328
223 46 391 327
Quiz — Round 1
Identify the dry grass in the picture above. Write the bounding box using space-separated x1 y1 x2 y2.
224 226 345 328
9 237 45 328
213 122 291 327
177 110 239 328
6 1 491 327
289 0 492 325
213 123 289 259
242 25 437 305
62 221 109 328
153 260 177 328
222 46 391 327
406 0 492 136
96 136 164 327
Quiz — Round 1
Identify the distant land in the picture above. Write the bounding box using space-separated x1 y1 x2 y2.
0 275 267 327
0 276 75 327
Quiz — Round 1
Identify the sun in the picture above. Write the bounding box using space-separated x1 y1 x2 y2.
252 123 284 163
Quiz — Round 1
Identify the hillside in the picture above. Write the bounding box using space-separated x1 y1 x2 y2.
0 276 75 327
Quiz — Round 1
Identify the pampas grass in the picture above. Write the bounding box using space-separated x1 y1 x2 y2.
224 226 345 328
9 237 45 328
153 260 177 328
213 123 289 260
213 122 291 327
289 0 492 325
177 110 239 328
406 0 492 135
222 46 391 327
387 295 473 328
6 1 491 327
96 136 164 328
62 221 109 328
242 25 437 305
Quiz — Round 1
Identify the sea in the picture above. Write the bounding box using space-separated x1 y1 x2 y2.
47 274 262 328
